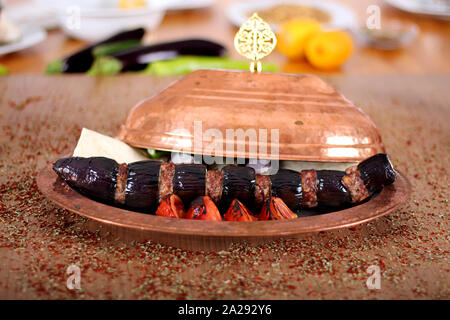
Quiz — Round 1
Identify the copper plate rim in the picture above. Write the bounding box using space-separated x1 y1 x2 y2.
37 163 411 238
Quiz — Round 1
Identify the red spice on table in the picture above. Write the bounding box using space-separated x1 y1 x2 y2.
1 77 449 300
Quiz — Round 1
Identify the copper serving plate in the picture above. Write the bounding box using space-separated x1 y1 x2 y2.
37 70 407 250
37 163 411 250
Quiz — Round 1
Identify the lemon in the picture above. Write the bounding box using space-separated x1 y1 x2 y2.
277 19 322 60
305 31 353 70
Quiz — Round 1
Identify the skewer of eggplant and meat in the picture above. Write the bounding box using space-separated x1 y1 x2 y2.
52 153 396 221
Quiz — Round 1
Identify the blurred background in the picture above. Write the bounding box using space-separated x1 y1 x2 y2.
0 0 449 75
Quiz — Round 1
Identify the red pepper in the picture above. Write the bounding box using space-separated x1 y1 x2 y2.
185 196 222 221
224 199 257 222
156 194 185 219
258 196 298 220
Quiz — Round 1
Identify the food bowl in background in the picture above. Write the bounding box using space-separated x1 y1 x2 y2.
355 20 419 50
37 0 166 42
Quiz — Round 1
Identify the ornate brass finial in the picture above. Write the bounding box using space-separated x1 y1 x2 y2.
234 13 277 73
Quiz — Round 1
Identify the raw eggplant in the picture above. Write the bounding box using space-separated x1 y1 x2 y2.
316 170 351 207
270 169 302 213
53 157 118 202
47 28 145 73
173 164 206 207
125 160 161 210
220 165 256 211
357 153 396 194
108 39 226 72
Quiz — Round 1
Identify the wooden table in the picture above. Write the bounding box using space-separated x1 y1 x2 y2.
0 74 448 299
1 0 450 74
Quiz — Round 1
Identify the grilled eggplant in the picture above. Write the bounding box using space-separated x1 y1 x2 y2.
316 170 351 207
220 165 256 211
53 157 118 203
357 153 396 194
125 160 161 210
270 169 302 213
173 164 206 208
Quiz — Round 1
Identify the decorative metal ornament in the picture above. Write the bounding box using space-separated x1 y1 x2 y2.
234 13 277 73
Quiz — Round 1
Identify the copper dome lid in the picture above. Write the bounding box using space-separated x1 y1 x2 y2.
118 69 385 162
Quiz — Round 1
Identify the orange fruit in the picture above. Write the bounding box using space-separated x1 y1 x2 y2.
305 31 353 70
277 20 322 60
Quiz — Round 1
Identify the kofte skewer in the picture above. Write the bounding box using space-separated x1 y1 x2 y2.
53 153 396 215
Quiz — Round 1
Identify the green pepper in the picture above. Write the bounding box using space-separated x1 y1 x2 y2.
92 40 141 58
45 60 63 74
0 64 9 75
147 149 171 160
143 56 278 76
87 56 123 76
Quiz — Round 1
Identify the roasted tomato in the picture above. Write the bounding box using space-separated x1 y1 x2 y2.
258 196 298 220
224 199 257 222
185 196 222 221
156 194 185 219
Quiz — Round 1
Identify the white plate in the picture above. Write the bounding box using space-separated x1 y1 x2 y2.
0 25 47 56
385 0 450 20
163 0 216 11
225 0 358 31
3 2 59 30
37 0 166 42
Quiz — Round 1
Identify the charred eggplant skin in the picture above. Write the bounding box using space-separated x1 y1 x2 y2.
220 165 256 210
125 160 161 210
357 153 396 194
53 157 118 202
173 164 207 207
316 170 351 207
270 169 302 213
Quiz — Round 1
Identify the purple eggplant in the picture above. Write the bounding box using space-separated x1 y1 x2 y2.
125 160 161 210
53 157 118 203
46 28 145 74
107 39 226 72
173 164 207 208
316 170 351 207
220 165 256 211
357 153 396 194
269 169 302 213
